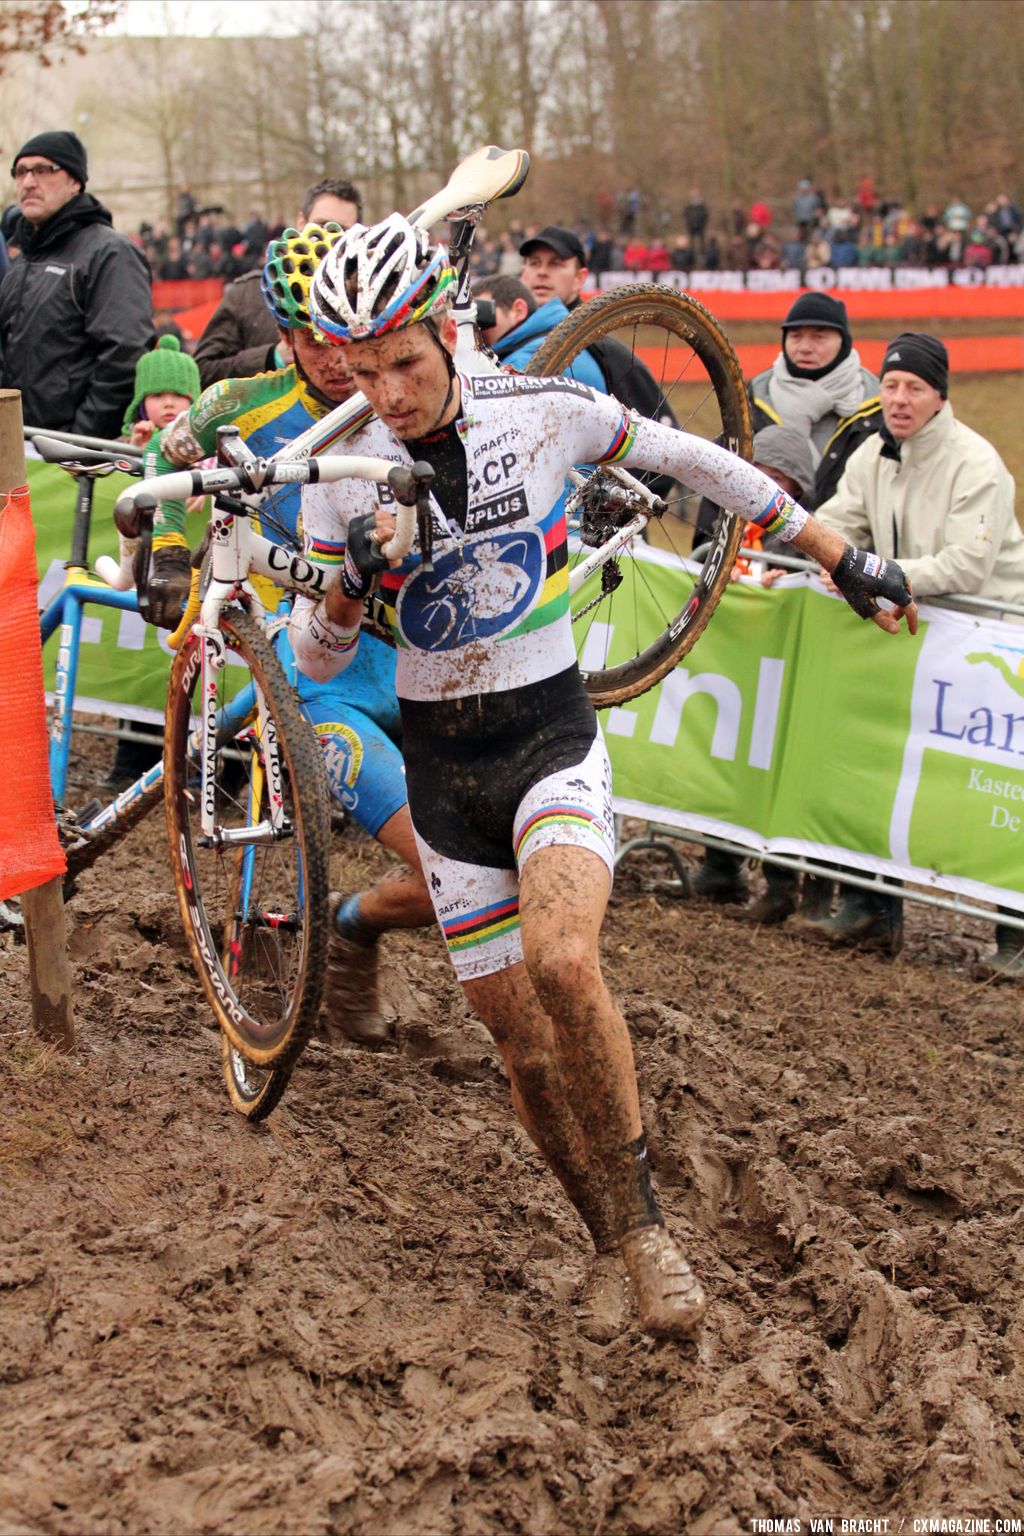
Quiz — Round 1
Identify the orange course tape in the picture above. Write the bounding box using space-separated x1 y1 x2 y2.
0 486 65 900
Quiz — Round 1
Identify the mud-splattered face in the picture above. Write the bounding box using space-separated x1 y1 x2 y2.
345 317 459 439
291 327 357 403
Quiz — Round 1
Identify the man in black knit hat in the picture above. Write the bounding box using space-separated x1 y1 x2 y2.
0 130 153 439
813 331 1022 964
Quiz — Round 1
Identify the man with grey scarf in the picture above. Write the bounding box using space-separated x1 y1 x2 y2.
747 291 882 507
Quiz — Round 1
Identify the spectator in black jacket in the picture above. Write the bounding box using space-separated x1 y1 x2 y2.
683 189 709 259
0 130 153 439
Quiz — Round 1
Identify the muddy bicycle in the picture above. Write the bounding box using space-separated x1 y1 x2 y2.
113 428 436 1117
108 146 753 1119
255 146 752 709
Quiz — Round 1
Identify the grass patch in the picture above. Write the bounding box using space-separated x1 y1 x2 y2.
0 1110 73 1170
0 1034 66 1076
951 373 1024 499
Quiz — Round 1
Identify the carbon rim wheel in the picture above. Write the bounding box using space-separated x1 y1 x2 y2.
526 283 752 707
165 609 330 1068
220 1031 293 1121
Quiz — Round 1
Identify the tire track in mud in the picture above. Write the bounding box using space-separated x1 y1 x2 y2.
1 810 1022 1533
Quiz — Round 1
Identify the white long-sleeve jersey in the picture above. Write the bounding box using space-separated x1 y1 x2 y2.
291 370 806 703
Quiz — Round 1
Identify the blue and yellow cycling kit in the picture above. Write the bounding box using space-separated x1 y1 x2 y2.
149 365 403 836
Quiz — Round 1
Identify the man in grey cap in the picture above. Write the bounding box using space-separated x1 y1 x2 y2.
0 130 153 438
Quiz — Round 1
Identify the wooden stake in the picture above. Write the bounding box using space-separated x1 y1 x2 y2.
0 390 75 1051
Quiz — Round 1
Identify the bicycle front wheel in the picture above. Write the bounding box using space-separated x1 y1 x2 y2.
220 1031 293 1120
526 283 752 707
164 609 331 1068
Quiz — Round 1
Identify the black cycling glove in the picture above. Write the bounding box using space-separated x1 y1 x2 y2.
340 512 390 599
831 544 913 620
142 544 191 629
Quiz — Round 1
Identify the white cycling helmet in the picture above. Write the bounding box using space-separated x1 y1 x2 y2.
309 213 457 345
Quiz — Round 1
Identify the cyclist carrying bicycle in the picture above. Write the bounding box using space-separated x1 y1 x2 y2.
136 223 435 1046
287 214 918 1343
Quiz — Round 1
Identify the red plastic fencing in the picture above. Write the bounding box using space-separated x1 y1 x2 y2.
0 487 65 901
638 333 1024 384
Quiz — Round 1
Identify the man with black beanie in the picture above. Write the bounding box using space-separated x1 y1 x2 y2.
747 291 884 506
0 130 153 439
810 331 1022 962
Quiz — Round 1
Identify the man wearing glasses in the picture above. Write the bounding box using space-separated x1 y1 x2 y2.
0 130 153 439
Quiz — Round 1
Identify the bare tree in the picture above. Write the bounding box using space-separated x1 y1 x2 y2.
0 0 123 75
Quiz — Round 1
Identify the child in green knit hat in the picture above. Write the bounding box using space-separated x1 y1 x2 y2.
122 332 201 447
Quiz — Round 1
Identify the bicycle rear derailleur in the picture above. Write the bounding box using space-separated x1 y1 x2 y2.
569 469 665 549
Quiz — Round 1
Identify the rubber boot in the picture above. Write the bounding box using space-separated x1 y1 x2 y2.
743 864 797 925
972 921 1024 983
799 886 904 956
693 844 747 904
799 874 834 922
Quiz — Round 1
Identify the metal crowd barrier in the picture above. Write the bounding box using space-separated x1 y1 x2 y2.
615 547 1024 933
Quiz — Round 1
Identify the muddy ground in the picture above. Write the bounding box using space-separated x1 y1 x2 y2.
2 732 1023 1535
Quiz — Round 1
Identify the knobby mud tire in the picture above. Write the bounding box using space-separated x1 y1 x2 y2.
527 283 752 707
164 609 330 1070
220 1031 293 1121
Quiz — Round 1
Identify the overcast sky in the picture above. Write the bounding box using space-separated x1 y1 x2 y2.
107 0 300 36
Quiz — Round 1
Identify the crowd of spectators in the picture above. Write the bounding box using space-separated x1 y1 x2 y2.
132 185 278 281
465 180 1024 281
124 179 1024 291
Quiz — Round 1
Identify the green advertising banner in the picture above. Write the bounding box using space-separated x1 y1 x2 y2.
32 456 1024 912
599 553 1024 914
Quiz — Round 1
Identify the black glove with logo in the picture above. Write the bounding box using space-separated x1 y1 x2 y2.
831 544 913 620
140 544 191 629
340 512 391 599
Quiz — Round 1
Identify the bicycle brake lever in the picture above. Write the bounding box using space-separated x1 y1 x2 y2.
114 489 157 540
387 461 432 506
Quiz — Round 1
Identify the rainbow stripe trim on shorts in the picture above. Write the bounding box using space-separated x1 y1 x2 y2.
515 805 610 863
442 895 520 954
307 535 346 568
598 415 639 464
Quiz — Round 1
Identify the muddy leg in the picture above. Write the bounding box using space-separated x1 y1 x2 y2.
517 844 707 1339
464 962 616 1252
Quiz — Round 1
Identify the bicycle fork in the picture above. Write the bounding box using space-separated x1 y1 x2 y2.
197 625 288 848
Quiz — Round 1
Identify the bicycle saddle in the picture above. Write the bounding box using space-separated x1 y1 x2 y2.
410 145 530 230
31 434 139 479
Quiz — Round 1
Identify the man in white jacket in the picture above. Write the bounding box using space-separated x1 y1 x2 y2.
816 333 1021 604
814 332 1023 968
